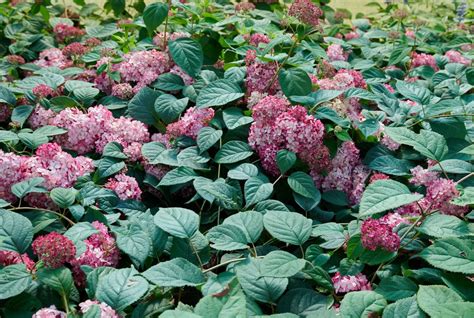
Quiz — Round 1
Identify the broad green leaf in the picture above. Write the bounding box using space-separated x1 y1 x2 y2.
279 68 312 98
276 288 331 317
417 285 464 318
143 2 168 34
287 172 319 199
339 291 387 318
0 264 33 300
196 79 244 108
154 207 199 239
64 222 99 243
142 258 205 287
359 180 423 216
311 223 346 249
263 210 312 245
276 150 296 175
0 131 19 143
206 224 249 251
95 157 125 179
389 46 411 65
418 214 472 238
368 155 414 176
197 127 222 154
116 224 151 268
128 87 161 125
0 86 16 105
152 73 184 91
159 167 197 186
260 251 306 278
18 132 48 149
396 81 432 105
0 209 33 253
376 276 418 301
222 107 253 130
382 296 426 318
96 268 149 311
223 211 263 243
103 142 128 160
227 163 259 180
451 187 474 206
214 141 253 164
244 176 273 207
169 38 204 78
431 159 473 174
418 238 474 274
141 142 167 164
11 105 34 127
50 188 77 208
37 267 76 299
154 94 188 124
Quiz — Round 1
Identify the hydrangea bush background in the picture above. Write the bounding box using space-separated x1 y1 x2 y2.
0 0 473 317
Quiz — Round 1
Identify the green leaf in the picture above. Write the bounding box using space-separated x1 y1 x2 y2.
382 296 426 318
278 68 312 98
417 285 464 318
359 180 423 216
276 150 296 175
418 214 472 238
418 238 474 274
368 155 413 176
169 38 204 78
260 251 306 278
304 266 334 291
287 172 319 199
196 79 244 108
0 87 16 105
384 127 448 161
431 159 473 174
159 167 197 186
376 276 418 301
103 142 128 160
396 81 431 105
142 258 205 287
452 187 474 206
206 224 249 251
276 288 331 317
86 23 119 38
143 2 168 35
311 223 346 249
37 267 76 299
50 188 77 208
0 264 33 300
235 259 288 304
96 157 125 180
0 131 19 143
11 105 34 128
214 141 253 164
141 142 167 164
64 222 99 243
227 163 259 180
389 46 411 65
310 90 343 108
96 268 149 311
223 211 263 243
197 127 222 154
154 94 188 124
222 107 253 130
339 291 387 318
152 73 185 91
263 210 312 245
154 207 199 239
18 132 49 149
128 87 161 125
244 176 273 207
116 224 151 268
0 209 33 253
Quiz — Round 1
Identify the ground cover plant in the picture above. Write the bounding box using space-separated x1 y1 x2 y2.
0 0 473 316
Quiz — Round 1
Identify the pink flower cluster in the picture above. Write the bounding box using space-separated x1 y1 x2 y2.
79 300 121 318
249 95 329 176
152 32 190 48
32 232 76 268
34 48 71 69
0 250 35 270
405 30 416 39
6 54 25 65
0 103 11 122
115 49 171 92
345 31 360 40
332 272 371 294
369 172 390 183
33 305 67 318
111 83 134 100
166 107 215 140
32 84 54 99
327 44 348 61
105 173 142 201
245 50 280 97
411 52 438 70
361 213 405 252
169 65 194 86
53 23 85 43
0 143 93 205
62 42 88 58
288 0 323 26
247 33 270 47
444 50 471 65
71 221 120 286
322 141 370 205
235 2 255 12
29 105 150 159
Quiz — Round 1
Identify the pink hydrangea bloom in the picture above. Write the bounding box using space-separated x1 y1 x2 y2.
0 150 30 202
345 31 360 40
245 50 280 97
169 65 194 86
405 30 416 39
249 96 329 176
361 217 401 252
53 23 85 43
111 83 134 99
6 54 25 65
115 49 171 92
327 44 347 61
79 300 121 318
409 166 439 186
166 107 215 140
105 174 142 201
332 272 372 294
34 48 70 69
322 142 370 205
0 250 35 271
32 232 76 268
411 52 438 70
288 0 323 26
62 42 88 58
33 305 67 318
420 178 468 216
381 134 400 151
32 84 54 99
235 2 255 12
369 173 390 183
71 221 120 286
444 50 471 65
384 83 395 93
0 104 11 122
248 33 270 47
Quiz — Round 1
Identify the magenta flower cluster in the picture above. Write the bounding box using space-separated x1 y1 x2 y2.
288 0 323 26
361 213 406 252
53 23 85 43
32 232 76 268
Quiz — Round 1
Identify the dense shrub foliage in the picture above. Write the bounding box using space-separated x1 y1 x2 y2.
0 0 473 316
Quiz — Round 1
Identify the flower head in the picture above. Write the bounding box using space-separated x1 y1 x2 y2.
105 173 142 201
332 272 371 294
53 23 85 43
79 300 121 318
361 217 401 252
0 250 35 271
32 232 76 268
33 305 67 318
288 0 323 26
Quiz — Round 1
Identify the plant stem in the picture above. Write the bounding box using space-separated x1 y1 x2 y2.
162 0 172 51
10 207 75 226
189 238 204 269
265 37 299 91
